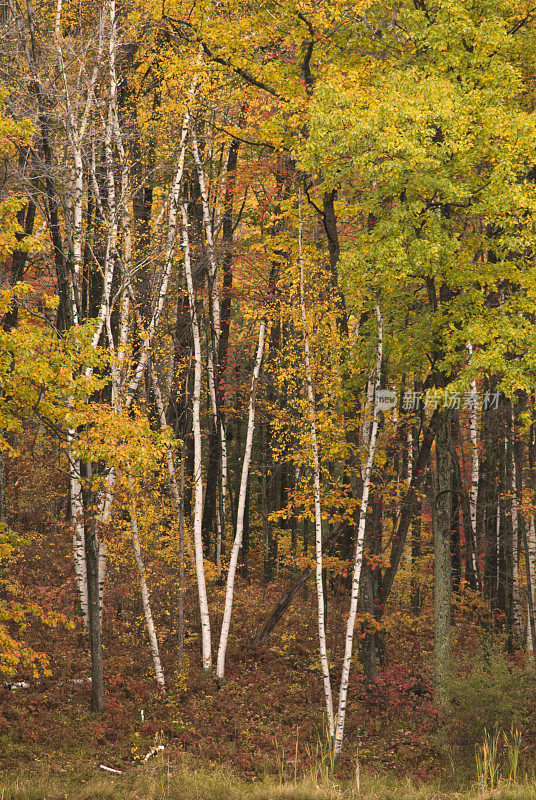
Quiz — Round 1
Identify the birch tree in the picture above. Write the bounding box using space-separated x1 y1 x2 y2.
182 203 212 673
128 495 166 691
191 123 227 561
527 519 536 655
216 315 267 681
297 189 334 739
510 416 523 643
333 305 383 756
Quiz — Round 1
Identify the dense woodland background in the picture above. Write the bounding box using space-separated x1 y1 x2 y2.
1 0 536 789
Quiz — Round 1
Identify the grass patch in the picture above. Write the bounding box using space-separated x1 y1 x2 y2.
3 763 536 800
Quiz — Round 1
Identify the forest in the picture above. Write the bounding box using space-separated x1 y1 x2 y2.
1 0 536 797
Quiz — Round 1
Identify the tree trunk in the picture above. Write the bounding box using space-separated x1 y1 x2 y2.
434 407 452 698
298 191 334 737
359 516 379 682
216 318 267 681
511 426 523 645
333 305 382 756
499 406 514 650
129 499 165 691
178 447 186 669
182 203 212 673
71 457 89 628
410 500 422 613
481 395 499 607
84 467 104 714
526 518 536 655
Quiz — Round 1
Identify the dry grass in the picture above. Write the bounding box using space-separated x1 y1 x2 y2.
2 763 536 800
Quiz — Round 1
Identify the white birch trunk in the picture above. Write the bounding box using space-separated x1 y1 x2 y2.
510 423 523 642
90 0 118 351
361 378 375 447
147 358 196 563
220 426 229 542
123 256 196 567
466 343 480 585
182 203 212 673
193 124 227 567
111 72 131 392
527 518 536 654
81 52 201 588
70 448 89 627
129 499 166 691
99 0 121 616
298 191 335 739
191 124 220 337
206 340 227 569
333 305 383 757
122 132 187 402
89 132 104 218
57 0 90 630
94 467 115 620
206 341 222 564
97 539 106 620
123 51 201 406
216 317 267 682
468 386 480 583
54 0 82 325
469 398 478 530
406 427 413 570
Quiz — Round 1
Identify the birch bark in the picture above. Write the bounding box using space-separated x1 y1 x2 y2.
215 316 267 681
182 203 212 673
128 495 165 691
466 343 480 587
298 190 334 738
82 54 199 611
123 62 198 405
527 518 536 654
192 124 227 560
69 446 89 627
511 423 523 643
333 305 383 756
54 0 95 628
191 124 220 337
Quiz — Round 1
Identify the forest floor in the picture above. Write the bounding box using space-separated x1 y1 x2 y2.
3 501 536 798
1 579 444 781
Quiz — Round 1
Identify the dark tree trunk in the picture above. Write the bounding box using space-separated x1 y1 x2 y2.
3 190 36 331
84 467 104 714
359 508 380 681
261 422 271 584
378 409 438 612
218 139 240 379
450 461 462 594
252 523 345 648
410 501 422 613
1 191 36 522
202 422 219 557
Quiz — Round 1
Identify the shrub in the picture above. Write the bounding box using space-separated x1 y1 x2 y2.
441 648 536 756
